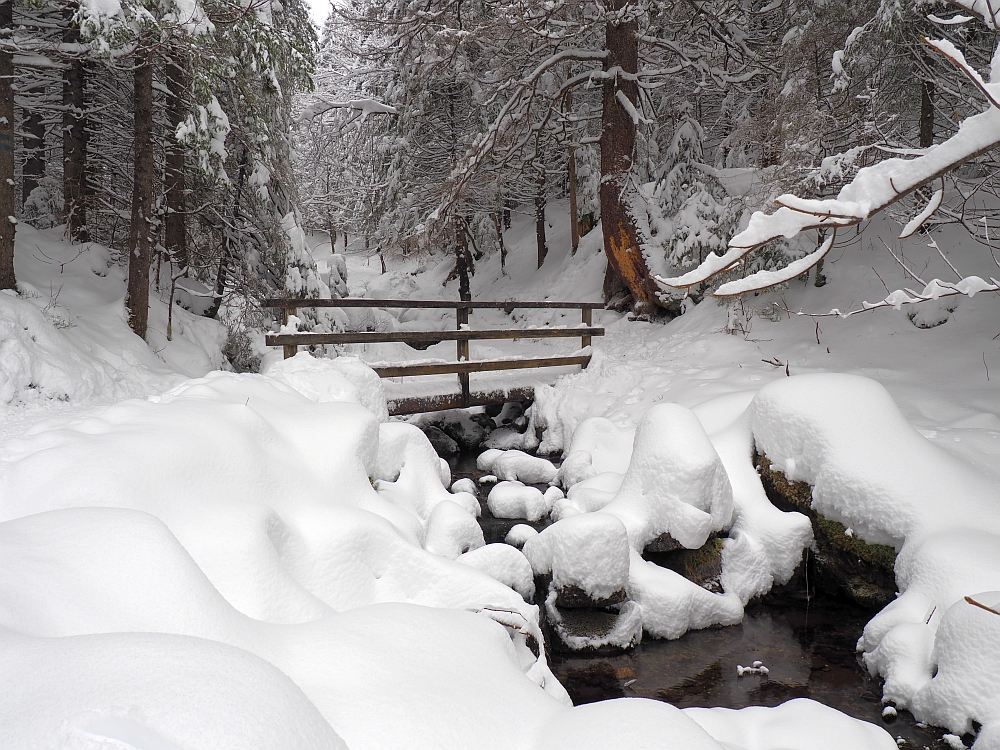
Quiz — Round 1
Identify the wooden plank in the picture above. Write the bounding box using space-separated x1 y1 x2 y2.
372 355 591 378
388 387 536 416
265 326 604 347
581 308 592 353
265 297 605 310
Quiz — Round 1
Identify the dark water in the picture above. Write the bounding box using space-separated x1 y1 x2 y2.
450 449 962 749
549 593 960 749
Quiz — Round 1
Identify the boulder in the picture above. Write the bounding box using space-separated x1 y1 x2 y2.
422 426 459 457
757 452 897 608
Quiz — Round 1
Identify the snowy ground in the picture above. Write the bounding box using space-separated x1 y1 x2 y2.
0 192 997 749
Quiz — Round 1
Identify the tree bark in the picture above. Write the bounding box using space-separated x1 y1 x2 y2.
164 48 187 271
491 211 507 270
600 1 657 312
535 164 547 268
206 152 248 319
0 0 16 290
126 50 155 338
566 89 580 254
22 108 45 207
62 11 88 241
455 219 471 301
919 80 934 149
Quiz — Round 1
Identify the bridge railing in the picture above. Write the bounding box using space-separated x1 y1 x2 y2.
264 298 604 414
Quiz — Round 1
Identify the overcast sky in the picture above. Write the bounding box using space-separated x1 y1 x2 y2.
306 0 330 29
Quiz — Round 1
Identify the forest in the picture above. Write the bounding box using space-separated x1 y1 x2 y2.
4 0 1000 335
1 1 999 749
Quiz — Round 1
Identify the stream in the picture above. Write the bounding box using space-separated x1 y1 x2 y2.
448 451 960 750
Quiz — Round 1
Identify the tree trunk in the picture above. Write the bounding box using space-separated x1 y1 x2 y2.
919 80 934 149
126 50 155 339
535 164 547 268
22 108 45 208
0 0 16 290
491 211 507 270
566 89 580 254
600 2 657 312
206 152 248 319
455 219 471 301
164 48 187 271
62 12 88 241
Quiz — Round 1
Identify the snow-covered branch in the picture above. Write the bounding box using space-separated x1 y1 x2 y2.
659 31 1000 293
298 98 398 123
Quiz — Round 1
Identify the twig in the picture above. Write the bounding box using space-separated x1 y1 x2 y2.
878 236 928 286
965 595 1000 616
985 352 991 381
873 267 892 294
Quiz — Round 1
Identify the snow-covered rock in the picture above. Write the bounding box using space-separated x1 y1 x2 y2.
457 544 535 600
603 403 734 551
491 450 558 485
487 481 550 522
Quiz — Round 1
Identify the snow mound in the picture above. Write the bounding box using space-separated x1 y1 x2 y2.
628 550 743 639
603 403 734 551
0 629 349 750
749 373 1000 545
524 513 630 602
748 374 1000 738
263 352 389 421
488 481 550 521
534 697 726 750
491 449 558 484
458 543 536 599
554 448 597 489
685 698 898 750
424 499 485 558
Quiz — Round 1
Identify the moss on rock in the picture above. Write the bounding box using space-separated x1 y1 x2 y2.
756 453 897 610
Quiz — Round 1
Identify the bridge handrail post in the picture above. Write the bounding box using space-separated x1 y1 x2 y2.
580 307 592 367
456 304 471 407
282 306 298 359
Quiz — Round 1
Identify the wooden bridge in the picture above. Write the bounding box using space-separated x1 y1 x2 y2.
264 298 604 415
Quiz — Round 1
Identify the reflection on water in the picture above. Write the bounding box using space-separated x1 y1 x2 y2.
550 594 954 748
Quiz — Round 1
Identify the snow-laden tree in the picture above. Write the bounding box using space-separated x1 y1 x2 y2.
646 108 738 299
660 0 1000 310
303 0 778 312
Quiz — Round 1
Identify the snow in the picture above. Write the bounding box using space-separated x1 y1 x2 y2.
685 699 899 750
487 480 550 521
3 196 998 747
451 477 479 495
264 352 389 421
603 402 734 551
458 543 536 599
491 449 558 484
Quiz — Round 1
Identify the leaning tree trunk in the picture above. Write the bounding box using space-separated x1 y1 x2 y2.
62 10 88 241
600 1 657 312
126 50 155 339
0 0 16 290
164 47 188 271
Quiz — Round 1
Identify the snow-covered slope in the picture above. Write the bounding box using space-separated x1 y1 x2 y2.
0 225 227 434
